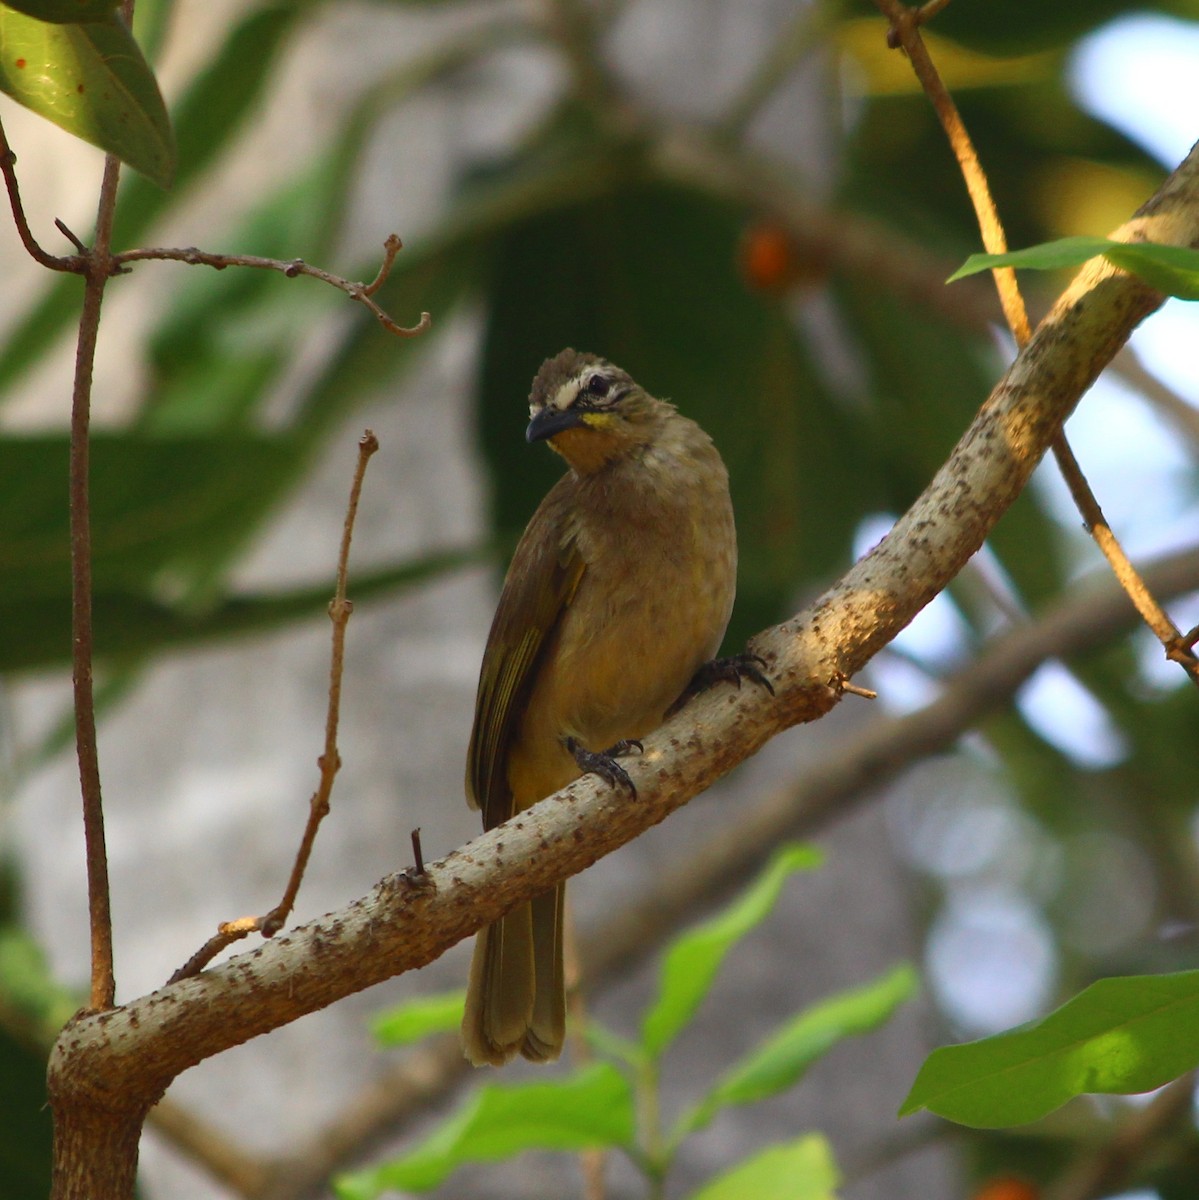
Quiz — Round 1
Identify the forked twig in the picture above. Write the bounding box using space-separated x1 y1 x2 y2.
875 0 1199 687
114 235 431 338
168 431 381 985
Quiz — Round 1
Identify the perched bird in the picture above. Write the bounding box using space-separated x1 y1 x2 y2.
462 348 766 1066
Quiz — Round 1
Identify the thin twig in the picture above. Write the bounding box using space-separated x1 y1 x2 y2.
1053 438 1199 683
73 151 124 1013
874 0 1199 688
168 431 380 984
114 236 431 337
873 0 1031 341
0 116 83 271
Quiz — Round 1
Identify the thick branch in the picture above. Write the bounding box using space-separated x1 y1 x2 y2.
98 539 1199 1197
48 148 1198 1164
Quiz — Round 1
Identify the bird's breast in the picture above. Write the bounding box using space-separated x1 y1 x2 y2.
511 450 737 795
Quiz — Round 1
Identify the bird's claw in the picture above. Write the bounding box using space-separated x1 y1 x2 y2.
667 653 775 716
565 736 639 798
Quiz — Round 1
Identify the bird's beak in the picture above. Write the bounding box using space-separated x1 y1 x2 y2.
526 406 584 444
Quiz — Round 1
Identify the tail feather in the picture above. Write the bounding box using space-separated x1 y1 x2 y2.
461 885 566 1066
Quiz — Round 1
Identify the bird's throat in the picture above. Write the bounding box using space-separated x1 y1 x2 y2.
547 425 627 474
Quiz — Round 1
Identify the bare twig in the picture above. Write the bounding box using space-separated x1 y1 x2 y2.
409 829 426 876
168 431 380 985
873 0 1031 341
874 0 1199 689
0 116 83 271
114 236 431 338
72 150 125 1014
1053 438 1199 683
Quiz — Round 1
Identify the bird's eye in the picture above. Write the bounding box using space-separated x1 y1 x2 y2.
585 374 610 398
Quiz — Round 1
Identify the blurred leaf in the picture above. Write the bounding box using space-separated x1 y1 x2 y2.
0 879 61 1200
0 1028 51 1200
676 963 917 1139
916 0 1144 54
0 930 77 1035
951 236 1199 300
901 970 1199 1127
0 545 482 673
641 844 823 1060
1 0 119 21
836 18 1054 96
0 433 298 601
335 1062 635 1197
0 8 173 185
689 1134 840 1200
0 2 305 394
371 990 465 1047
129 0 171 60
585 1019 644 1067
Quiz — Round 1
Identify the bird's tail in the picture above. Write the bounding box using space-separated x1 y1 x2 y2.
461 884 565 1066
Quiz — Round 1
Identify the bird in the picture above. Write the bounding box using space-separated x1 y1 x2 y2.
462 348 768 1066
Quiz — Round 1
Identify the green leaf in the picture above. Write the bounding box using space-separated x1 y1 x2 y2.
901 970 1199 1128
640 844 823 1060
689 1134 840 1200
1 0 119 22
335 1062 635 1198
371 991 465 1048
949 237 1199 300
0 9 174 186
676 963 918 1139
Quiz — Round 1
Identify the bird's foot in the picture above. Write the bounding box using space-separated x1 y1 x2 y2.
666 653 775 716
564 736 642 798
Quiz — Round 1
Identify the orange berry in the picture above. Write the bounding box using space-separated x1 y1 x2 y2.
740 221 798 293
973 1175 1039 1200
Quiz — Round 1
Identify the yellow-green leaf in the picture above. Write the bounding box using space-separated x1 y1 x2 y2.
0 8 174 186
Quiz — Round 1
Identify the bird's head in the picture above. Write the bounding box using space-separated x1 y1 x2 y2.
525 349 670 474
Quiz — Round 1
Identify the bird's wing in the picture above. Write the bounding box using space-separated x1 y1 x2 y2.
466 479 585 830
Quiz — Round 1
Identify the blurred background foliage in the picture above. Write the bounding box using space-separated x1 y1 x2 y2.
1 0 1198 1196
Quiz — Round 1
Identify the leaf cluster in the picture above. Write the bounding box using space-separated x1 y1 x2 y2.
346 846 916 1199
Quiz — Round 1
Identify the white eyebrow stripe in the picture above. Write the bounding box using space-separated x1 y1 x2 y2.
551 380 579 410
